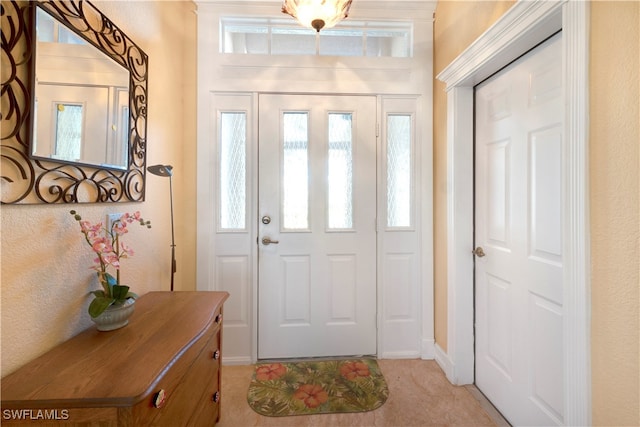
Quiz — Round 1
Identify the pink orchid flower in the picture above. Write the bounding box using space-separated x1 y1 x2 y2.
112 221 129 235
91 240 111 254
70 210 151 293
120 243 134 257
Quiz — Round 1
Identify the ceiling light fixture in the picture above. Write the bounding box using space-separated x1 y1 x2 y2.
282 0 353 33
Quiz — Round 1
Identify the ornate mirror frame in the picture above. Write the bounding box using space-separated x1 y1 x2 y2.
1 0 148 204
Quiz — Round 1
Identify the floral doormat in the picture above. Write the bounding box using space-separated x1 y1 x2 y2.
247 358 389 417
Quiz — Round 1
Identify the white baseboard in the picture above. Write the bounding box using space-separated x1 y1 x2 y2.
434 343 456 384
421 338 435 359
222 356 253 366
379 350 421 359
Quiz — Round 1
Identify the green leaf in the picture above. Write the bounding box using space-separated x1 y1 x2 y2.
88 297 116 318
90 290 106 298
125 291 139 300
111 285 130 300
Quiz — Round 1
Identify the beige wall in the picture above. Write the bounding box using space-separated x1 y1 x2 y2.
433 1 640 425
0 0 198 376
590 2 639 425
433 0 515 352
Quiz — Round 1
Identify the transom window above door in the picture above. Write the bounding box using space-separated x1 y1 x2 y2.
220 17 412 57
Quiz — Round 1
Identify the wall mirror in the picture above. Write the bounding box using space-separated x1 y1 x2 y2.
32 6 130 170
1 0 148 204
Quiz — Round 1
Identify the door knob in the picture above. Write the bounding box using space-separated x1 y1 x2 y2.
262 237 279 245
473 247 486 257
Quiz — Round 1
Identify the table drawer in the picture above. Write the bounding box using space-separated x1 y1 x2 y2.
132 309 223 426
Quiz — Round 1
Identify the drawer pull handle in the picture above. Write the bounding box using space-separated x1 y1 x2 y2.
212 391 221 403
153 389 167 409
215 314 222 324
212 350 221 360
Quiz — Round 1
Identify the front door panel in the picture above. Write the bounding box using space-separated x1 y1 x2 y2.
258 94 377 359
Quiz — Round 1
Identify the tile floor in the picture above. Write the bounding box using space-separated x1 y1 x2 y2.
216 359 507 427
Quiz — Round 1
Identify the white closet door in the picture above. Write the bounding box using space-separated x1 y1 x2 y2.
475 33 564 426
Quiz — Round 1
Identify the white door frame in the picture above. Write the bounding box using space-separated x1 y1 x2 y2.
436 1 590 426
196 1 435 364
197 91 428 363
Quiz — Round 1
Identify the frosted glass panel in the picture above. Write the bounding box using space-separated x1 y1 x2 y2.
54 103 82 161
387 114 412 227
365 27 411 58
220 17 412 58
283 113 309 230
319 31 364 57
220 112 246 230
221 21 268 54
328 113 353 229
272 27 317 56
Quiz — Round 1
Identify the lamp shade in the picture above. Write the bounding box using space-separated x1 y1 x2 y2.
282 0 353 32
147 164 173 177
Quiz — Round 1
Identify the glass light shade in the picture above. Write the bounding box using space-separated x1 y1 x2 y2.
282 0 353 32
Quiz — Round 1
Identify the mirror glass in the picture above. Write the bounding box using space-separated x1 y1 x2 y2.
1 0 147 204
31 6 130 170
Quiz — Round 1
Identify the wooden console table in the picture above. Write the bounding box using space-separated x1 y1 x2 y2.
1 291 229 426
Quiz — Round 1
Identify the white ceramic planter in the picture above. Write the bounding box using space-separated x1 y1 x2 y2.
92 299 135 331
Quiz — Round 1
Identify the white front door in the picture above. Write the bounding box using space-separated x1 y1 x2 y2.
474 34 564 425
257 94 377 359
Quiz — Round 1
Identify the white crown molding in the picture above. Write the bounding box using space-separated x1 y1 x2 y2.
437 0 563 90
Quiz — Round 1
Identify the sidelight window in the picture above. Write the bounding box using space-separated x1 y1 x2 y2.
386 114 412 228
219 112 247 230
